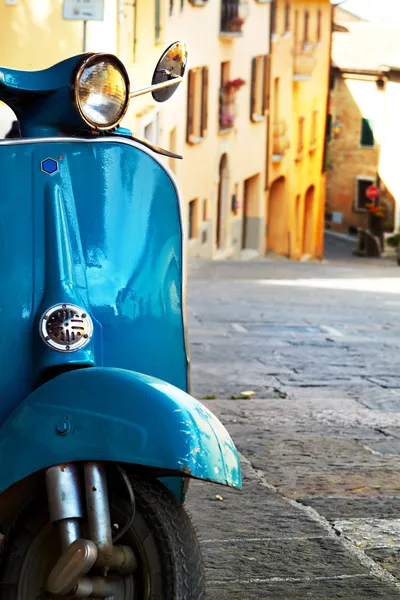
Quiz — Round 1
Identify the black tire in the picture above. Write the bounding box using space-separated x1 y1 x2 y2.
0 476 205 600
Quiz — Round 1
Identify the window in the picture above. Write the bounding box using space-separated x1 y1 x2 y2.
136 108 160 145
310 109 318 148
360 118 374 147
356 177 375 211
297 116 305 156
144 116 159 144
317 8 322 42
219 61 234 130
304 9 309 45
155 0 162 42
221 0 240 33
187 67 209 143
188 199 198 239
271 0 277 34
250 55 270 121
285 1 290 33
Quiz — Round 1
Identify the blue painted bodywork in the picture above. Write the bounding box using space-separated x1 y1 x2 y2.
0 54 97 137
0 53 241 499
0 137 241 497
0 367 241 493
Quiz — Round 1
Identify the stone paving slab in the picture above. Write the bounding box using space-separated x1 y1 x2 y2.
205 577 400 599
333 518 400 549
203 536 368 582
367 548 400 579
302 496 400 520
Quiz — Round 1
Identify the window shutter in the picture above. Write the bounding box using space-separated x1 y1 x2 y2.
186 69 195 143
262 55 271 115
201 66 209 137
326 113 332 140
250 57 257 121
155 0 161 41
304 10 309 44
360 118 374 147
270 0 277 34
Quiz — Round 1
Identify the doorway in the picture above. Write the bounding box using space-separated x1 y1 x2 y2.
267 176 288 255
242 174 260 249
303 185 315 256
217 154 229 249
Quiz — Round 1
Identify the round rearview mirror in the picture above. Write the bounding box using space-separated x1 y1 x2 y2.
151 41 188 103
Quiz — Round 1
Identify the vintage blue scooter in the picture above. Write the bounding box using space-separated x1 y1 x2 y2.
0 42 241 599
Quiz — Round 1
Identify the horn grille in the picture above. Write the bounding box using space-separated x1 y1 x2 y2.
40 304 93 352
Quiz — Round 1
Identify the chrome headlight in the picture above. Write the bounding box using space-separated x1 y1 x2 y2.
73 54 130 130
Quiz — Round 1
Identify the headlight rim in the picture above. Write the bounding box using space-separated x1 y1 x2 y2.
71 52 131 131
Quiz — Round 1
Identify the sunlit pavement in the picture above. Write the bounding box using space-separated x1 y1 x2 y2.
186 244 400 598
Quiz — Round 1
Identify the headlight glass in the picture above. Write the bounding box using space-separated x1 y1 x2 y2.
76 57 129 129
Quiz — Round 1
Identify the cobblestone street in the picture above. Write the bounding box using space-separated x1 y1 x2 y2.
186 237 400 598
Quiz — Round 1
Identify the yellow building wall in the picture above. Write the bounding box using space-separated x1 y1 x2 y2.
267 0 332 260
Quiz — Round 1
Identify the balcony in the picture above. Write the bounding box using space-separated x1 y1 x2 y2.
293 42 316 81
220 0 249 38
272 121 290 163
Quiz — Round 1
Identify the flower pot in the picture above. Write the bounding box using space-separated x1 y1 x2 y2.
227 21 243 32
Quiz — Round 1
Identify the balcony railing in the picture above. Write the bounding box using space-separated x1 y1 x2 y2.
293 42 317 81
220 0 248 34
272 121 290 161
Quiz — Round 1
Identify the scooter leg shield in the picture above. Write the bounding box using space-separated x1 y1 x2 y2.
0 367 242 496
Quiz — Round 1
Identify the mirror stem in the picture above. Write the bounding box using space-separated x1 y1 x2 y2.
130 76 183 99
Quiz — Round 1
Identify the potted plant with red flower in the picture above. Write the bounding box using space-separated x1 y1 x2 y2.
224 78 246 94
227 16 245 32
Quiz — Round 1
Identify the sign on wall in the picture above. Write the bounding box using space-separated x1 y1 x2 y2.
63 0 104 21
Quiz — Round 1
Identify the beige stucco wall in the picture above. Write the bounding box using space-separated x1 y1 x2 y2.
378 78 400 232
162 1 270 258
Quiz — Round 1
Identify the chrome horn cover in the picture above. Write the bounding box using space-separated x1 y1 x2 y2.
40 303 93 352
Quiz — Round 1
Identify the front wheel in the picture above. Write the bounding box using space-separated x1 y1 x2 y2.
0 477 205 600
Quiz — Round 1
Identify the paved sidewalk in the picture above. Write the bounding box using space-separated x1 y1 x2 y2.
186 256 400 598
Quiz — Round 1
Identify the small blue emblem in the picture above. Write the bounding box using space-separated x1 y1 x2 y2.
41 158 58 175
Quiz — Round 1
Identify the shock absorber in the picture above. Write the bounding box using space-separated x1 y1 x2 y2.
46 464 84 549
46 461 138 597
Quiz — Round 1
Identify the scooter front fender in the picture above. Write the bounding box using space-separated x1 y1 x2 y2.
0 368 241 495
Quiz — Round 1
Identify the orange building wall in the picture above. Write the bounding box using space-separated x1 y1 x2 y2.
267 0 332 260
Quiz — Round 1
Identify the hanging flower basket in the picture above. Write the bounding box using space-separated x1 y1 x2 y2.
227 16 245 32
224 78 246 93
